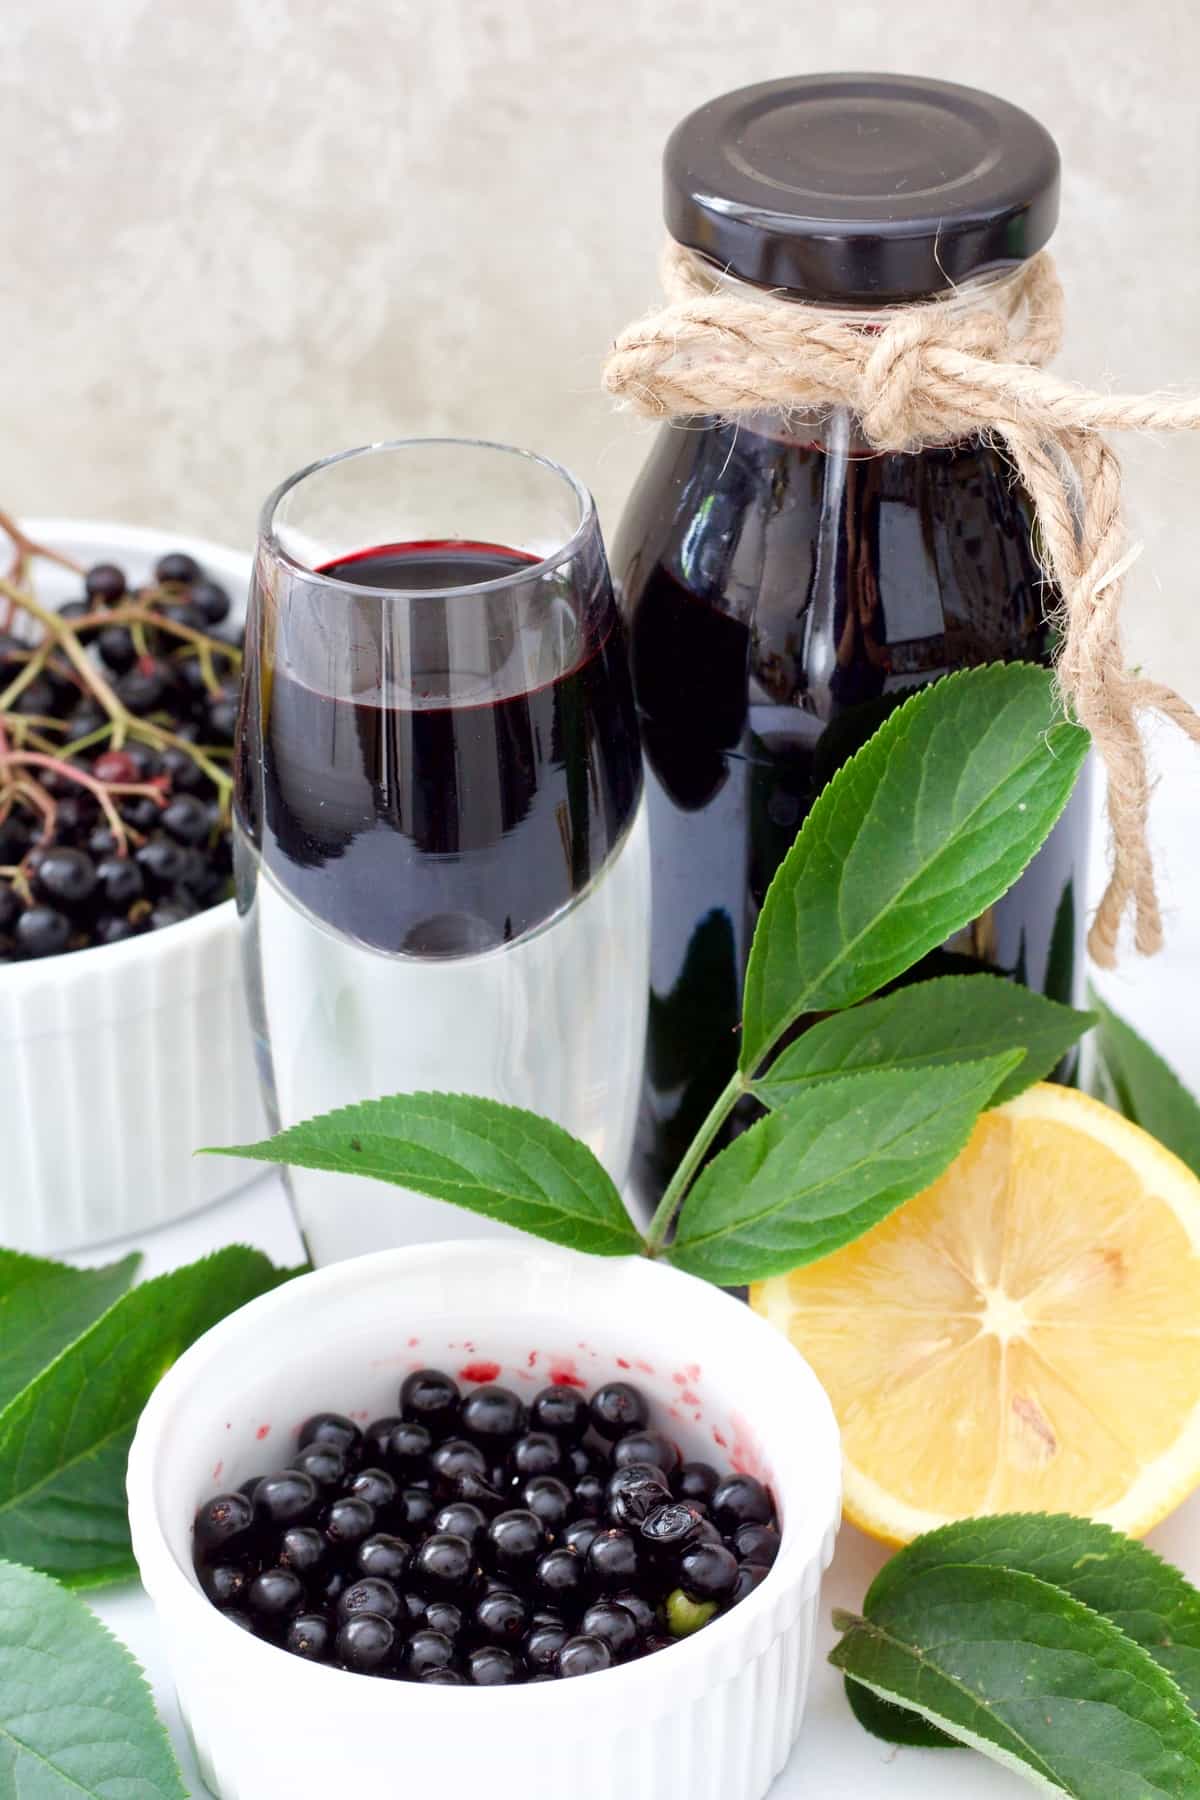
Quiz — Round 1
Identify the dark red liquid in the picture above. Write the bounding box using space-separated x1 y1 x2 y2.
235 541 641 956
616 423 1090 1199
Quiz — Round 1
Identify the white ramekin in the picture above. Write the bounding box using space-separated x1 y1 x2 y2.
0 521 264 1252
128 1239 842 1800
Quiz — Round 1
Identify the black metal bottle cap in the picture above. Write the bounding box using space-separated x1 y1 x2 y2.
663 73 1060 302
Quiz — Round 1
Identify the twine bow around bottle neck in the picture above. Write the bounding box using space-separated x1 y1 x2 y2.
603 241 1200 967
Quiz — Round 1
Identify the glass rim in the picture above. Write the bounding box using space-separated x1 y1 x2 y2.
257 436 598 601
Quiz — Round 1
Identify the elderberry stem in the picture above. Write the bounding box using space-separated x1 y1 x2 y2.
0 863 32 905
0 577 125 728
0 750 166 855
0 639 55 714
643 1068 749 1256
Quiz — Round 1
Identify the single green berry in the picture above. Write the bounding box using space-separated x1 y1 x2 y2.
665 1587 718 1637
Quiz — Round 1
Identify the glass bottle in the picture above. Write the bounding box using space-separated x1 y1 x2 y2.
613 75 1091 1206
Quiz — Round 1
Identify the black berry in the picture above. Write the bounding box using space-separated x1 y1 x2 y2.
97 625 136 672
572 1472 605 1516
135 838 188 891
460 1385 526 1449
431 1438 488 1489
580 1599 639 1658
336 1613 394 1673
710 1474 774 1534
321 1495 376 1550
156 551 201 584
589 1382 648 1439
413 1532 474 1595
85 562 127 603
734 1522 781 1566
400 1368 461 1435
640 1500 709 1553
337 1577 401 1623
533 1546 585 1611
606 1467 671 1527
198 1562 250 1608
508 1431 564 1481
385 1420 433 1477
423 1599 463 1639
467 1645 523 1685
286 1613 331 1661
348 1467 396 1510
194 1491 254 1554
16 906 71 958
253 1469 318 1528
731 1562 771 1604
562 1517 601 1558
473 1588 529 1646
529 1385 589 1440
162 793 211 844
557 1634 613 1678
357 1534 412 1582
277 1526 326 1573
520 1475 572 1531
291 1443 346 1490
487 1509 546 1580
96 855 144 908
299 1412 363 1460
434 1502 487 1550
610 1588 656 1636
586 1527 640 1591
191 579 231 625
524 1622 568 1672
115 661 169 713
394 1487 438 1533
247 1567 305 1623
612 1429 679 1478
679 1541 739 1603
402 1629 457 1678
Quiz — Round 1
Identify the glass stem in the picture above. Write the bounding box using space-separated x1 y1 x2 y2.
644 1069 749 1255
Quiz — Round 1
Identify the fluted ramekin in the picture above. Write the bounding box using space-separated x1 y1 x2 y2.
128 1239 842 1800
0 521 263 1252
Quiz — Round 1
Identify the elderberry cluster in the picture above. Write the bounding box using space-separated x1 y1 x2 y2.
0 551 241 960
193 1371 780 1685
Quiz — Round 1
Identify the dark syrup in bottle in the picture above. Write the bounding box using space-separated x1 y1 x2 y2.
617 421 1089 1201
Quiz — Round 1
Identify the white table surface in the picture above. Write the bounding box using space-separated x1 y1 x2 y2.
84 727 1200 1797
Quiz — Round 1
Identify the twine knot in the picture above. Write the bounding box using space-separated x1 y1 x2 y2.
859 308 1009 450
603 242 1200 966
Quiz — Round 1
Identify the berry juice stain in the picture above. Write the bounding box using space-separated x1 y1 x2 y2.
548 1358 587 1389
459 1360 501 1384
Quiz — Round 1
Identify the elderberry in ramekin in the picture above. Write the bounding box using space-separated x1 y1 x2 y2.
0 522 263 1252
128 1240 841 1800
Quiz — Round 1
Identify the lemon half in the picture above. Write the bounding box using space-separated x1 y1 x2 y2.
751 1084 1200 1544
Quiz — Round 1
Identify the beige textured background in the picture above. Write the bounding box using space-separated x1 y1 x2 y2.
3 0 1199 697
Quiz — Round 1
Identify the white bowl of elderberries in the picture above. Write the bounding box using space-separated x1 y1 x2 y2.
128 1238 842 1800
0 519 264 1252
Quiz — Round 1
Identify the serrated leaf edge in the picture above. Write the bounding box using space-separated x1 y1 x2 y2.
0 1557 186 1797
209 1091 640 1250
0 1247 286 1540
863 1510 1200 1618
741 663 1086 1072
675 1052 1019 1259
753 976 1095 1107
836 1566 1200 1797
838 1669 1066 1796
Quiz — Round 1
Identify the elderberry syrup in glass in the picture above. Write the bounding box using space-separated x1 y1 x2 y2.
235 440 648 1264
615 75 1092 1205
